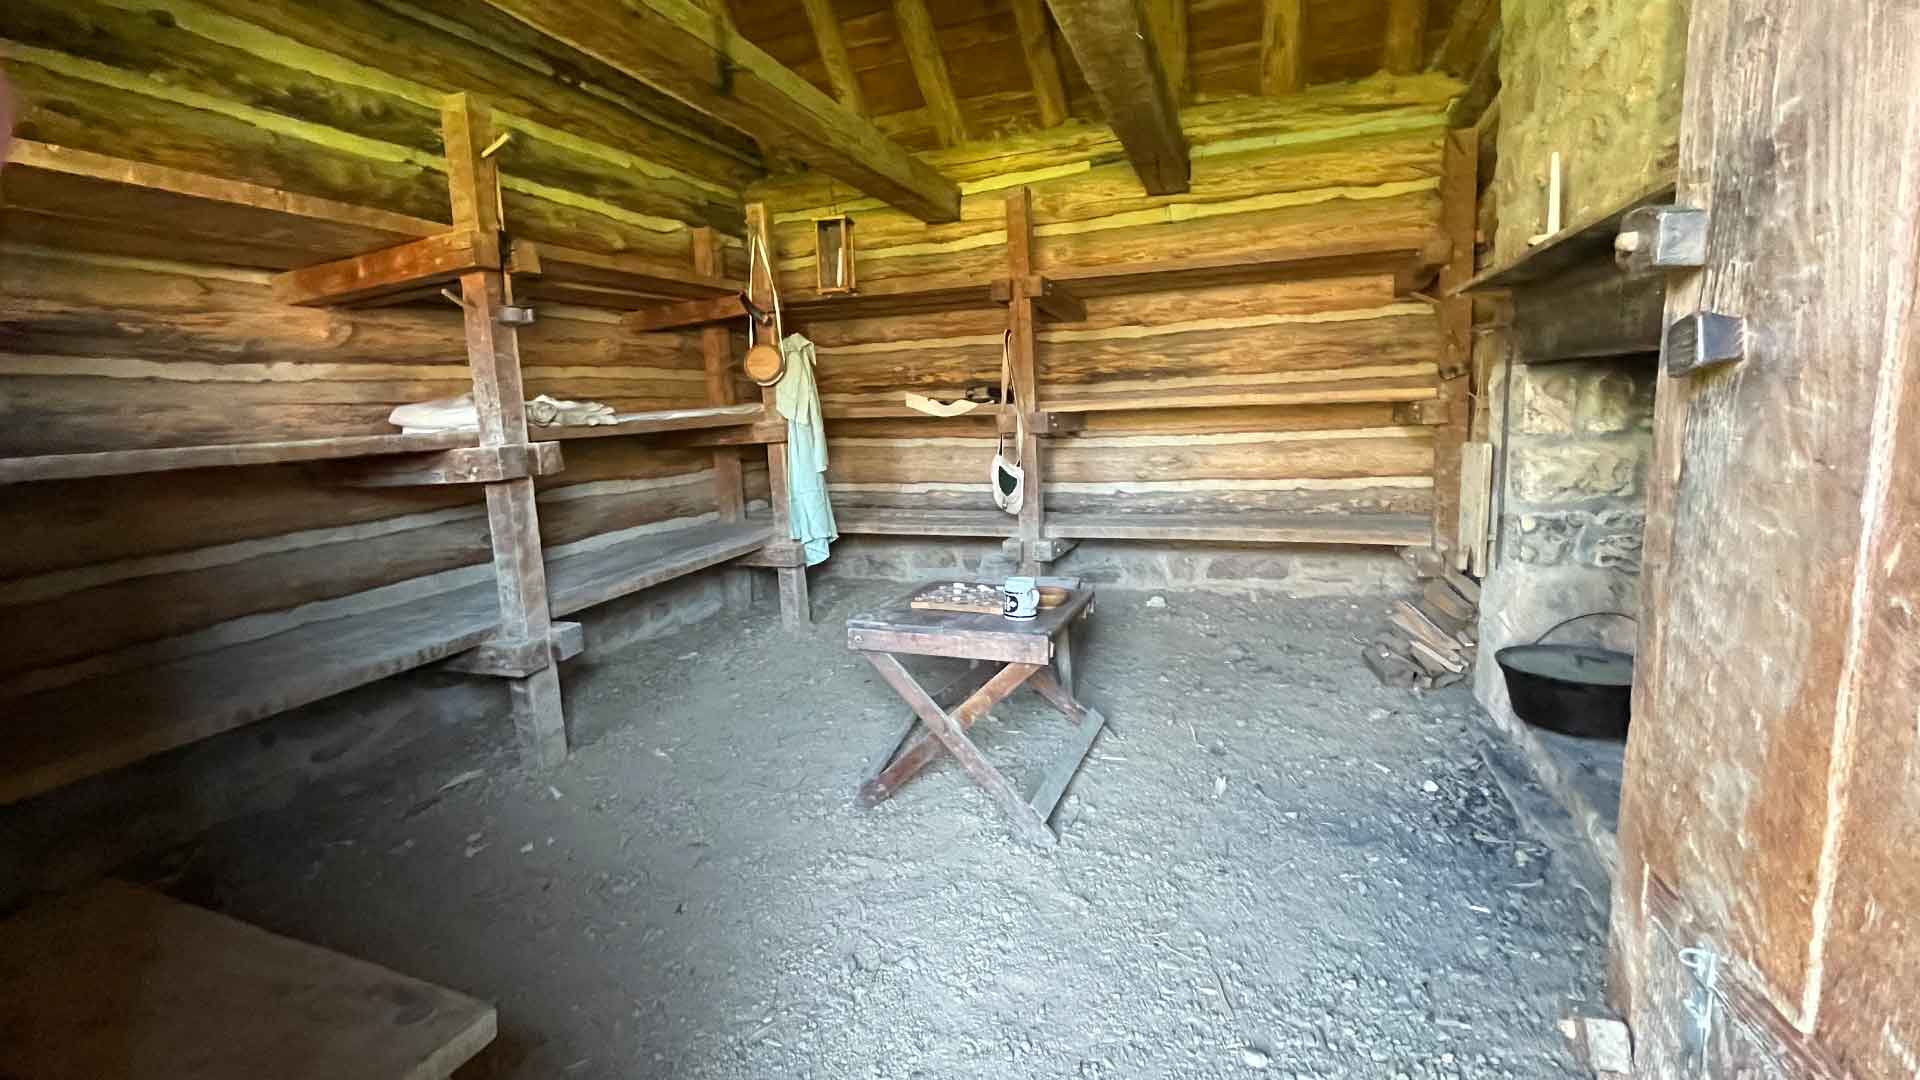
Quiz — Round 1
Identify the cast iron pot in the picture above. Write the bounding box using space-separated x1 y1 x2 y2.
1496 613 1636 740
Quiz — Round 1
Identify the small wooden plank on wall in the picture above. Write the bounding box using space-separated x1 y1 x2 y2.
1456 441 1493 575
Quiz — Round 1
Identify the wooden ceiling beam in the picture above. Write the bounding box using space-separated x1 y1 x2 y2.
475 0 961 222
1431 0 1499 77
1260 0 1305 95
1144 0 1190 102
1383 0 1429 74
800 0 867 115
1008 0 1072 127
891 0 968 146
1044 0 1190 195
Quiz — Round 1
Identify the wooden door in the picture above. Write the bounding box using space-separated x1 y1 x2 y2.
1612 1 1920 1076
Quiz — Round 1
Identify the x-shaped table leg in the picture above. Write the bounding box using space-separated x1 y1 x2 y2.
862 653 1056 847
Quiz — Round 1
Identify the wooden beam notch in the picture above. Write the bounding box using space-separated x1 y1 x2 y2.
1044 0 1191 194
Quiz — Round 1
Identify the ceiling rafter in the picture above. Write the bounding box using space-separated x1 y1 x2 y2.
800 0 867 115
1383 0 1429 74
1144 0 1190 103
1045 0 1190 195
475 0 960 221
891 0 968 147
1260 0 1305 96
1007 0 1071 127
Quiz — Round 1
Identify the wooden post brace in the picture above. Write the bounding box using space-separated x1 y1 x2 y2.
735 540 807 569
997 410 1083 437
991 274 1087 323
272 230 502 307
622 292 751 333
441 622 585 678
337 442 564 487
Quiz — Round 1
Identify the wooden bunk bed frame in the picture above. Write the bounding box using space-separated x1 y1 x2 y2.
0 96 798 803
0 94 1459 804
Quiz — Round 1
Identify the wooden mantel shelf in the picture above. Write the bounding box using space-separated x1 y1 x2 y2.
1454 180 1677 294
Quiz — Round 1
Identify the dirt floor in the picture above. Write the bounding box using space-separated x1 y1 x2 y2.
163 578 1609 1079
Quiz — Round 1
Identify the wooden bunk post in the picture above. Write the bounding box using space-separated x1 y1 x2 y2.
1006 188 1047 575
1431 127 1478 559
443 93 568 767
694 227 755 612
745 202 812 627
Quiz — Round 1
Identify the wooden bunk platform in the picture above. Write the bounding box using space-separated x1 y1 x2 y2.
1045 512 1432 547
835 508 1019 538
0 522 771 805
0 140 444 271
0 432 478 486
546 522 773 616
0 881 495 1080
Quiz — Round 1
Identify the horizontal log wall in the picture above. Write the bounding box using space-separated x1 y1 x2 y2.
750 75 1456 521
0 0 764 798
0 252 739 712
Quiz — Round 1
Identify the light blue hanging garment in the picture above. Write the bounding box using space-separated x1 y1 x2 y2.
772 333 837 566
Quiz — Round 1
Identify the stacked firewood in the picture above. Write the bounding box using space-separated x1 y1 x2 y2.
1363 570 1481 691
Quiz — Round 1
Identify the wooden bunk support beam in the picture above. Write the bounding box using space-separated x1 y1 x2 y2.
271 230 501 307
444 93 569 768
991 275 1088 323
335 442 564 487
623 292 750 333
1045 0 1191 195
441 622 585 678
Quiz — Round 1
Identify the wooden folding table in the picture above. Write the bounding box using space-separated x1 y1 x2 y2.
848 576 1107 847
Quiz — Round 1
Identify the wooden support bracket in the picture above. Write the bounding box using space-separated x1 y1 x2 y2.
441 621 585 678
735 540 807 569
272 230 501 307
335 442 563 487
1031 538 1080 563
623 292 751 333
991 275 1088 323
997 409 1085 437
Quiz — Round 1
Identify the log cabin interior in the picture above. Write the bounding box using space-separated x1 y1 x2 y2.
1 0 1916 1077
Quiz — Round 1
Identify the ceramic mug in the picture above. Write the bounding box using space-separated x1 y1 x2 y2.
1002 576 1040 619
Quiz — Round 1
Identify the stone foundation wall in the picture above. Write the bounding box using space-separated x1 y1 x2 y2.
816 537 1413 597
1475 358 1655 729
